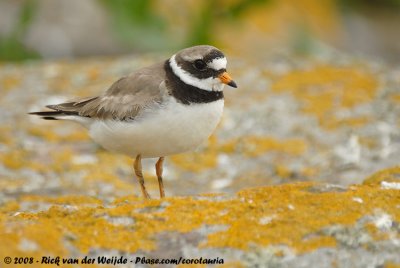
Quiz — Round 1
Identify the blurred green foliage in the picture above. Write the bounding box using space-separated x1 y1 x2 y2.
100 0 270 50
186 0 269 46
0 0 39 61
1 0 400 61
99 0 168 51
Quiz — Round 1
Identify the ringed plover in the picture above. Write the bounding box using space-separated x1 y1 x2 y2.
30 45 237 199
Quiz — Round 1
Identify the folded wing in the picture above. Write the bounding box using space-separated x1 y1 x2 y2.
30 62 167 121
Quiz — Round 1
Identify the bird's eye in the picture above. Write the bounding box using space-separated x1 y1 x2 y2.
193 60 207 70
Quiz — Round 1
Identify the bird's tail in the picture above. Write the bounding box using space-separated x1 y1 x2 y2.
28 107 79 120
29 96 98 120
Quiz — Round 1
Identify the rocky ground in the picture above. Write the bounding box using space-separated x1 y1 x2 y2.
0 50 400 267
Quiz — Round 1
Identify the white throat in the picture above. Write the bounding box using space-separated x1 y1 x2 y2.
169 54 225 92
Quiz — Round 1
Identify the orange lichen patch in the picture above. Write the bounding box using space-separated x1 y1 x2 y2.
26 160 49 173
170 135 306 172
1 181 399 257
322 116 371 130
301 167 319 177
385 262 400 268
27 126 60 142
87 67 100 81
27 126 89 142
72 152 136 193
0 177 25 192
275 164 292 178
365 223 390 241
272 65 378 129
1 75 20 92
359 136 378 149
391 94 400 103
82 169 135 194
0 126 13 145
0 150 29 170
20 195 102 206
276 165 320 180
363 166 400 185
170 136 219 172
170 153 218 172
220 136 307 157
47 76 74 94
205 183 400 252
42 58 119 97
0 232 32 266
298 236 337 252
50 149 75 173
60 130 89 142
63 210 155 253
94 151 131 166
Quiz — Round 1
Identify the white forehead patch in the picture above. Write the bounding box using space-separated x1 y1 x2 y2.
169 55 225 92
208 57 227 71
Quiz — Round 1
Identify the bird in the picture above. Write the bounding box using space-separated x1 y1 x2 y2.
30 45 237 199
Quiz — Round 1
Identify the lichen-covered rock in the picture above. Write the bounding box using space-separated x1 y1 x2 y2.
0 181 399 267
0 50 400 267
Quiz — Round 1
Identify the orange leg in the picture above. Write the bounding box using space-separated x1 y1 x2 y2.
155 157 165 198
133 154 151 199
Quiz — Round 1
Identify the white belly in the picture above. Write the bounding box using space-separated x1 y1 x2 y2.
88 99 224 158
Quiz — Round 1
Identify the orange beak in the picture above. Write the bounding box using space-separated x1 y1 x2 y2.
218 72 237 88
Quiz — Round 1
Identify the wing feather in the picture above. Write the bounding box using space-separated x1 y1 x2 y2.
37 62 168 121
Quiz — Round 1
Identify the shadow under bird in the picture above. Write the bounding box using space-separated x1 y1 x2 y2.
30 45 237 199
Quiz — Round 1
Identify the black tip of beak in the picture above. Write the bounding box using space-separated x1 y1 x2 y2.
228 80 237 88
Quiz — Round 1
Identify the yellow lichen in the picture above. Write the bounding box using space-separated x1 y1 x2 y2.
0 180 399 259
365 223 390 241
385 262 400 268
0 150 28 170
206 183 399 252
73 151 138 193
28 126 89 142
322 116 371 130
87 67 100 81
275 164 292 178
298 236 337 253
0 178 25 192
391 94 400 103
272 65 378 129
0 126 13 145
220 136 307 157
51 149 75 173
170 136 219 172
1 75 20 92
170 152 218 172
363 166 400 185
301 166 319 177
170 135 307 172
